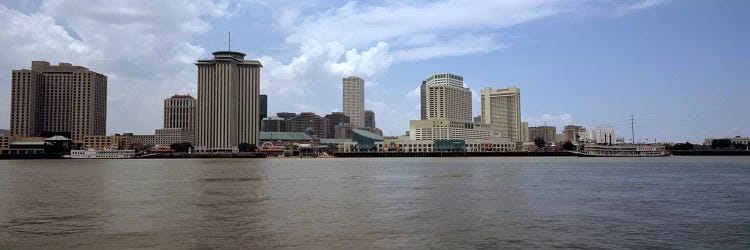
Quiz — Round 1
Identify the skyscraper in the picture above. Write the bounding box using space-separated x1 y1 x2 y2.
410 73 492 141
164 94 196 130
421 73 472 121
196 50 262 149
480 86 521 142
160 94 196 145
364 110 375 129
10 61 107 140
343 76 365 127
259 94 267 126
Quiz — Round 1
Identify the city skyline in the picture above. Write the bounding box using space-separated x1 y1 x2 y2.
0 1 748 143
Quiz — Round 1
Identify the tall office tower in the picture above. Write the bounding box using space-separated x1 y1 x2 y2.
324 112 350 138
480 86 522 142
10 61 107 140
259 94 268 126
163 94 196 130
364 110 375 129
520 121 529 142
420 82 427 120
196 51 262 149
343 76 365 127
421 73 472 121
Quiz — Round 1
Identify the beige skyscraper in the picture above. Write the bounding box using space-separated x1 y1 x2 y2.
480 86 522 142
343 76 365 127
421 73 472 121
10 61 107 140
196 51 262 149
164 94 196 130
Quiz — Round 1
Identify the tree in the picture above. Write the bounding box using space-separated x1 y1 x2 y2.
733 142 747 150
711 139 732 149
170 142 193 152
534 137 546 149
562 141 575 151
239 143 258 152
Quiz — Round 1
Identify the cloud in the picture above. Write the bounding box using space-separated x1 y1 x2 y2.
525 113 575 130
0 1 232 133
613 0 669 16
260 39 393 97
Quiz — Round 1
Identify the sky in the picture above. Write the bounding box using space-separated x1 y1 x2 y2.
0 0 748 143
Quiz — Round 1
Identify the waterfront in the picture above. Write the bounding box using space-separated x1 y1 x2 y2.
0 157 748 249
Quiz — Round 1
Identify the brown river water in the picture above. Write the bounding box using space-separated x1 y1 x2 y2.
1 157 749 249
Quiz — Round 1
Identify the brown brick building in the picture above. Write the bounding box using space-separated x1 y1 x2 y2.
10 61 107 141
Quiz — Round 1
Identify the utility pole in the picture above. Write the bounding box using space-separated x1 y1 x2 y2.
630 115 635 144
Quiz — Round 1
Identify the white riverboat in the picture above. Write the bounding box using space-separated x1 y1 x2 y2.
580 144 669 157
68 149 136 159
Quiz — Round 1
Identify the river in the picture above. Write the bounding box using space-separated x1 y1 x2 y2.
1 157 748 249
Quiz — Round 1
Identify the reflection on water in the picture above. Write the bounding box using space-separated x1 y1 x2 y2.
1 157 749 248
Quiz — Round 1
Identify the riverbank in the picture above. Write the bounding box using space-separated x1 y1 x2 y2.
333 151 579 157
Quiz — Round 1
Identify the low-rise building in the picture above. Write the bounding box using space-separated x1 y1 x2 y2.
409 118 492 141
704 136 750 146
133 134 156 146
155 128 194 146
261 117 287 132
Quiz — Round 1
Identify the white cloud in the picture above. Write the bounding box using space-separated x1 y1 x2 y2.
614 0 669 17
0 1 231 133
525 113 575 130
259 39 392 102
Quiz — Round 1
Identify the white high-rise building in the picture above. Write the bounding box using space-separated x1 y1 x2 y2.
421 73 472 122
480 86 522 142
343 76 365 127
196 51 262 150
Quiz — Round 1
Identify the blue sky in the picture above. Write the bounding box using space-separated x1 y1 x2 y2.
0 0 748 143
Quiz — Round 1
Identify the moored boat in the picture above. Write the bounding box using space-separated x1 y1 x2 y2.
580 144 669 157
67 149 136 159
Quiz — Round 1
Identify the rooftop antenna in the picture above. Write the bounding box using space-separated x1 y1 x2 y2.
228 32 231 51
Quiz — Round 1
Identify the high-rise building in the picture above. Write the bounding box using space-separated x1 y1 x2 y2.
324 112 350 138
10 61 107 141
364 110 375 129
520 121 529 143
196 51 262 149
343 76 365 127
421 73 472 121
286 112 326 138
480 86 521 142
528 126 557 144
259 94 267 126
163 94 196 130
